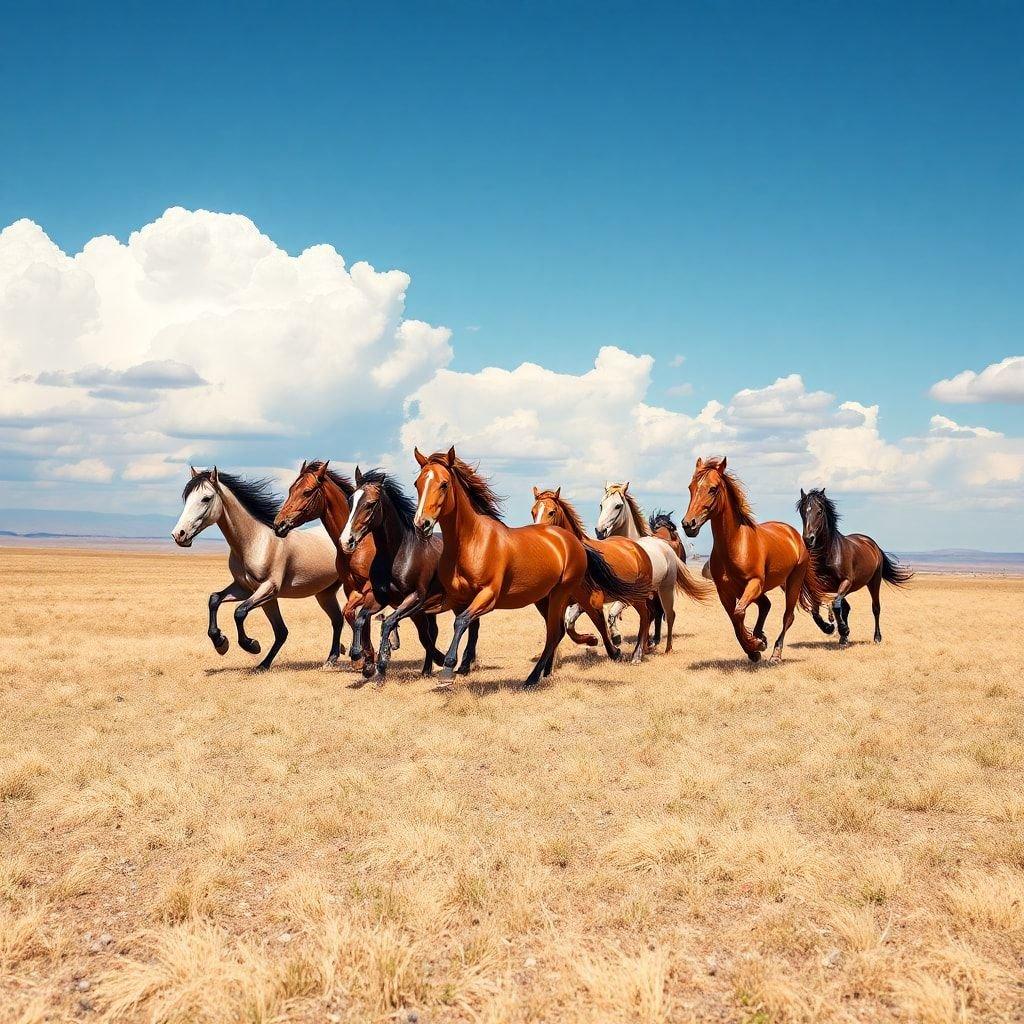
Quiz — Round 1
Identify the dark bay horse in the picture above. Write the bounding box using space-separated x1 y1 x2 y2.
413 447 650 686
172 468 345 671
531 486 654 663
797 488 913 647
339 467 472 679
273 461 378 669
683 457 831 664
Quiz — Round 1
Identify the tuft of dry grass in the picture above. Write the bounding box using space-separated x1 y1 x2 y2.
1 546 1023 1022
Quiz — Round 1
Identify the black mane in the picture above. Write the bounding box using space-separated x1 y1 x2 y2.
183 470 281 527
797 488 841 538
649 509 678 535
358 468 418 529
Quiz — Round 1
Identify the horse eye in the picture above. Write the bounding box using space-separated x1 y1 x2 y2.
304 488 314 497
202 495 212 503
709 486 718 495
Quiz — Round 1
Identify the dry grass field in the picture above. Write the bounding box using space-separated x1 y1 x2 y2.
1 546 1023 1024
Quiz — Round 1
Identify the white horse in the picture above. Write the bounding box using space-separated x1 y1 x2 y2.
172 467 345 671
594 482 706 652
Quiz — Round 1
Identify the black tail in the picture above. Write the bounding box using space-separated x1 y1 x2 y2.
583 545 651 605
881 551 913 587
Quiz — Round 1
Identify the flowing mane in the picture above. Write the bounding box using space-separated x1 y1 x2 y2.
649 509 678 535
697 458 757 527
796 487 840 539
358 468 418 529
536 489 588 539
426 452 505 522
302 461 355 498
607 485 651 536
184 470 281 527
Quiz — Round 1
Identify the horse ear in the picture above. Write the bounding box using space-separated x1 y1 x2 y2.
355 466 363 486
800 488 806 500
533 486 540 499
695 457 703 470
445 446 456 467
554 486 561 499
720 456 727 472
623 481 630 493
414 447 428 468
210 466 219 486
300 459 308 474
315 460 329 482
190 465 199 478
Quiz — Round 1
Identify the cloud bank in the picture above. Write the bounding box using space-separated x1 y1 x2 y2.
1 208 1020 541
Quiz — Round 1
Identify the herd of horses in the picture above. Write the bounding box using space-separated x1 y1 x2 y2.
171 448 912 686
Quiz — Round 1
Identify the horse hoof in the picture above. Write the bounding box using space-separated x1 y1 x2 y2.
873 635 882 644
439 666 456 683
608 648 622 662
747 650 761 663
212 635 229 655
252 664 270 675
456 663 472 676
821 623 835 635
754 636 768 652
362 663 378 680
240 639 260 655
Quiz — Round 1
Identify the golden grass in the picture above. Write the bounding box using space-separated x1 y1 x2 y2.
0 546 1022 1022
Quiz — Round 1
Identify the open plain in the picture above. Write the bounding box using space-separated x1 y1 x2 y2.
1 546 1022 1024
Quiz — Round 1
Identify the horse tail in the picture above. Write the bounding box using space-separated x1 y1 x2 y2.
799 549 833 612
582 544 650 605
881 550 914 587
672 554 712 603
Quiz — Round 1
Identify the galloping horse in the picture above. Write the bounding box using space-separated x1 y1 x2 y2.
273 461 377 669
649 510 686 562
596 483 708 653
172 468 345 671
338 467 469 679
413 447 650 686
797 488 912 646
682 457 830 663
531 487 654 663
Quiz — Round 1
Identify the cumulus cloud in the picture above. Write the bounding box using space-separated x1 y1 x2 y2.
44 458 116 483
0 207 454 488
930 356 1024 404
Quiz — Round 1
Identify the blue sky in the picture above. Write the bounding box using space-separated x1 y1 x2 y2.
0 2 1021 547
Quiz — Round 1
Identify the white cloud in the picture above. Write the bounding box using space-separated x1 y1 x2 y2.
0 208 454 486
930 356 1024 404
728 374 835 429
44 458 115 483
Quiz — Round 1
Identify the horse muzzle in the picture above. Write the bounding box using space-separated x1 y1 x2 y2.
171 529 193 548
415 517 435 538
274 521 293 538
682 519 702 538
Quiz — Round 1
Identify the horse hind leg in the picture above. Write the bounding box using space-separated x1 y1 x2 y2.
650 594 664 647
811 601 835 635
526 587 572 686
209 582 248 655
457 618 481 675
659 580 676 654
868 569 883 643
564 602 599 647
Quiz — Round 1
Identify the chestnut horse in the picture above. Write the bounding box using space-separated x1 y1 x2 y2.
274 461 378 669
683 457 830 664
648 510 686 563
797 488 912 647
413 447 650 686
531 487 654 663
339 466 472 679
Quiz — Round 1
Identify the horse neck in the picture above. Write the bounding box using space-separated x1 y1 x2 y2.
372 494 409 556
555 505 586 540
709 490 747 557
215 487 267 553
438 475 497 561
320 481 351 548
819 516 844 558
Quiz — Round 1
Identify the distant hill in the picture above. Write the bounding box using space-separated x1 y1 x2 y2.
0 507 183 540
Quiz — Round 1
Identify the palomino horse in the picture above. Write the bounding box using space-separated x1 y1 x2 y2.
531 487 654 663
595 483 708 652
413 447 650 686
273 461 378 670
682 457 830 663
339 466 471 679
797 488 912 647
172 468 345 671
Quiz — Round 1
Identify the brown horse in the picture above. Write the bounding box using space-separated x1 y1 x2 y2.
413 447 650 686
338 466 472 679
531 486 654 663
797 488 913 647
648 509 686 563
273 461 377 669
682 457 830 663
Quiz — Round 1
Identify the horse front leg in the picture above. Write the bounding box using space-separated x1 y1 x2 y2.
440 588 497 685
315 585 346 666
832 579 852 648
811 601 835 635
254 599 289 672
376 591 428 677
606 601 625 646
354 595 384 678
233 580 279 656
208 582 249 655
342 590 366 667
